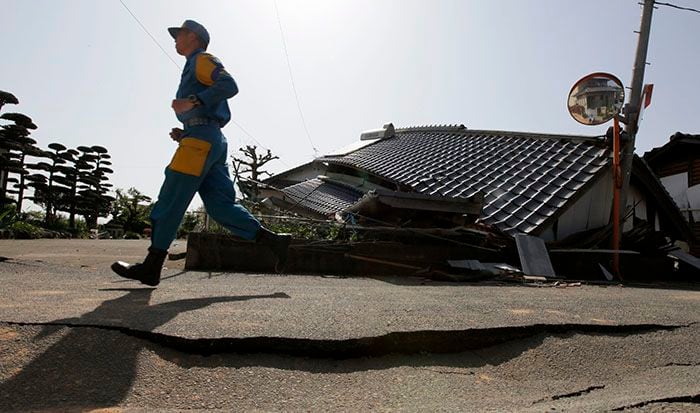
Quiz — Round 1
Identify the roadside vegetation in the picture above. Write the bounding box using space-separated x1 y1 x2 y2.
1 90 113 239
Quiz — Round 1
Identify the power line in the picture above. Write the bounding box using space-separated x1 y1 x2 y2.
231 120 291 167
117 0 181 70
273 0 320 157
654 1 700 14
116 0 286 164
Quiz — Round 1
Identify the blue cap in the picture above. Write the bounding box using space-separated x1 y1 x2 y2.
168 20 210 48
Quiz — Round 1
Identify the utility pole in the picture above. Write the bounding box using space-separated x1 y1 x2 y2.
618 0 655 236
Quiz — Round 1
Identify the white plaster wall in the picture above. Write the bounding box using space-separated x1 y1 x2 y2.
272 163 328 186
658 172 700 221
685 184 700 221
660 173 689 211
551 169 613 240
539 169 661 241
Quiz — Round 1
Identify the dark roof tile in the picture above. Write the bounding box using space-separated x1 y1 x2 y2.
282 178 364 216
318 128 608 234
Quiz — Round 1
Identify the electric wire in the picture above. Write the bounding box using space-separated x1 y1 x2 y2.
273 0 320 157
230 120 291 167
117 0 181 70
116 0 287 166
115 0 671 251
654 1 700 14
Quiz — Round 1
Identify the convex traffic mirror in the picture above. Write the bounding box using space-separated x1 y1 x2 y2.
567 72 625 126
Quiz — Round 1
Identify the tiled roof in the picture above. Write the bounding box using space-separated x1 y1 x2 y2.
643 132 700 163
281 178 364 217
318 127 609 234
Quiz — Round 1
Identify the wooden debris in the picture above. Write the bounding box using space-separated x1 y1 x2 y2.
345 253 423 270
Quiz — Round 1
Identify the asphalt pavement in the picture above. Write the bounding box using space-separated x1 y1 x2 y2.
0 239 699 411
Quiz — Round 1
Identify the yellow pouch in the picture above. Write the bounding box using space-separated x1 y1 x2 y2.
169 137 212 177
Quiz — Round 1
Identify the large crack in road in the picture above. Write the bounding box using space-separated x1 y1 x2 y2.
2 321 699 411
0 320 688 358
613 395 700 411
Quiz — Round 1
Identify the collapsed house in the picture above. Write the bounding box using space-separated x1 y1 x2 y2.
186 123 694 280
644 132 700 254
266 124 690 241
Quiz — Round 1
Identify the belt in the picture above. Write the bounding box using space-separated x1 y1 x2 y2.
183 117 219 128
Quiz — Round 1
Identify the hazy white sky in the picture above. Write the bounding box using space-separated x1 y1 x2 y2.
2 0 699 209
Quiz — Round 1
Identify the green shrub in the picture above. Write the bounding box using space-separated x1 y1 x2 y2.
192 208 358 242
69 219 90 238
21 212 89 239
177 211 200 238
0 205 43 238
9 221 43 239
0 203 18 229
260 218 357 241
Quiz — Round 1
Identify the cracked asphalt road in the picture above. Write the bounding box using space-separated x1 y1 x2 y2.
1 322 698 411
1 239 699 411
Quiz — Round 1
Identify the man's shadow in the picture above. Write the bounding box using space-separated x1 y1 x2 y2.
0 288 289 411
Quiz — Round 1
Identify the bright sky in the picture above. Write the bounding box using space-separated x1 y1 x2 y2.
2 0 699 209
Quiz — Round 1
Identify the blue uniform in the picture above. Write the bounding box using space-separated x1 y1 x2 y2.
150 48 261 251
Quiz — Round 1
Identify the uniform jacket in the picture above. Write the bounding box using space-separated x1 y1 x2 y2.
175 48 238 127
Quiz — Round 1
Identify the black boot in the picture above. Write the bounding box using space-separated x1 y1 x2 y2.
256 227 292 272
111 247 167 287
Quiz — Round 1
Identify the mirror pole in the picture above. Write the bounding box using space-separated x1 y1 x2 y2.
618 0 655 248
612 115 622 280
